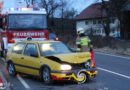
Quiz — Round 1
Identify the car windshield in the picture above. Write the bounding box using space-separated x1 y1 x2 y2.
8 14 47 30
39 42 71 56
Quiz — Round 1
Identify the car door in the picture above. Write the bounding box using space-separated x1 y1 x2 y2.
11 43 26 72
20 43 42 75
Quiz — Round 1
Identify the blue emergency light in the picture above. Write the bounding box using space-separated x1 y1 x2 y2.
9 8 45 11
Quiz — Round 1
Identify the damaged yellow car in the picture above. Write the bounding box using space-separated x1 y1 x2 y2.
6 41 97 84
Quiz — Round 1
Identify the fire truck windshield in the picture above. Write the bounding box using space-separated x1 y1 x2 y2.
8 14 47 30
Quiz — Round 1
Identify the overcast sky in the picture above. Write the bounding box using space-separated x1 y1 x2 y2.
0 0 99 13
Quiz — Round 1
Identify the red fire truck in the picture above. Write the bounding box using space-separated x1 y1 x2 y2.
0 8 49 57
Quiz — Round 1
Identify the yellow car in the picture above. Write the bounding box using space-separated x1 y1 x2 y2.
6 41 97 84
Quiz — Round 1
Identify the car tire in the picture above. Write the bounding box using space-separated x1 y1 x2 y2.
42 67 52 84
86 74 90 83
77 73 89 84
7 62 16 76
2 50 6 58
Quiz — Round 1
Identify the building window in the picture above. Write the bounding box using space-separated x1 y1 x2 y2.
102 20 106 24
93 20 97 24
97 30 101 34
85 20 89 25
102 29 105 33
93 30 96 34
98 20 101 24
111 19 115 23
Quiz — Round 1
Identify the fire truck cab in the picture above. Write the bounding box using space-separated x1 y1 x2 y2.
0 8 49 57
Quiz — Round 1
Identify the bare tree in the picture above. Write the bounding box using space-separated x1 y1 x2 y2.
99 0 128 37
24 0 31 6
64 8 77 19
100 0 111 37
59 0 67 34
57 0 77 32
40 0 61 19
109 0 128 39
25 0 60 18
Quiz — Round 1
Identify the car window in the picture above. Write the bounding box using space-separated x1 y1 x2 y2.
12 43 25 54
39 42 71 56
24 43 38 56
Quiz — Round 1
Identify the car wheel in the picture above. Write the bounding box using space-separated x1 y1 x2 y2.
42 67 52 84
2 50 6 58
8 62 16 76
78 73 89 84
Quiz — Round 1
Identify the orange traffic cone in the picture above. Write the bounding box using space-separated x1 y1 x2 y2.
0 76 4 87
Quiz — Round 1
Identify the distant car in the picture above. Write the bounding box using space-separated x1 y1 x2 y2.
5 41 97 84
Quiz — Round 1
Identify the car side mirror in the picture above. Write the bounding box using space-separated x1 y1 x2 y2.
30 53 38 57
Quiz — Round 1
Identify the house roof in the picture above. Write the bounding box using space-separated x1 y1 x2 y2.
75 2 107 20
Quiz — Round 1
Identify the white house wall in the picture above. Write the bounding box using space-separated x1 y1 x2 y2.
76 18 120 37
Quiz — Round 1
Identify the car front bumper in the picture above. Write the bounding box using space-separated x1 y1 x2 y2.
51 68 98 82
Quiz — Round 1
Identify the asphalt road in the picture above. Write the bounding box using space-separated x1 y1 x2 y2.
0 52 130 90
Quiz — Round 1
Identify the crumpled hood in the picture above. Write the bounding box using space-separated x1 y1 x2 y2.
46 52 91 64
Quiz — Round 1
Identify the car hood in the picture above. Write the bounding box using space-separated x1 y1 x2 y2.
45 52 91 64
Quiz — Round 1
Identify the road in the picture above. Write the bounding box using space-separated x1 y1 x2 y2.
0 53 130 90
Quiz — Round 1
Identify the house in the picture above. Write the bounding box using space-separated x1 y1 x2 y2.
75 2 120 37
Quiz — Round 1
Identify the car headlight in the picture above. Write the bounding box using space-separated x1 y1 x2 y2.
60 64 72 70
85 60 91 68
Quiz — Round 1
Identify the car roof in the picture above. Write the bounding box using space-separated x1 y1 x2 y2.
16 40 60 44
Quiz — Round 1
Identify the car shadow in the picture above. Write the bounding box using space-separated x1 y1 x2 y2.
20 74 96 86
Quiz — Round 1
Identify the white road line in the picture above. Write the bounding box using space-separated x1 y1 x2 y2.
97 67 130 79
17 75 30 89
96 52 130 60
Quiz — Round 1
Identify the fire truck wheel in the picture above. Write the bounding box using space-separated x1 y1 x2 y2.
0 51 2 57
0 51 6 58
2 50 6 58
0 51 3 57
7 62 16 76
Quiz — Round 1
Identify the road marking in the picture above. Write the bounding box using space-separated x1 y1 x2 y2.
97 67 130 79
96 52 130 60
17 74 30 89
